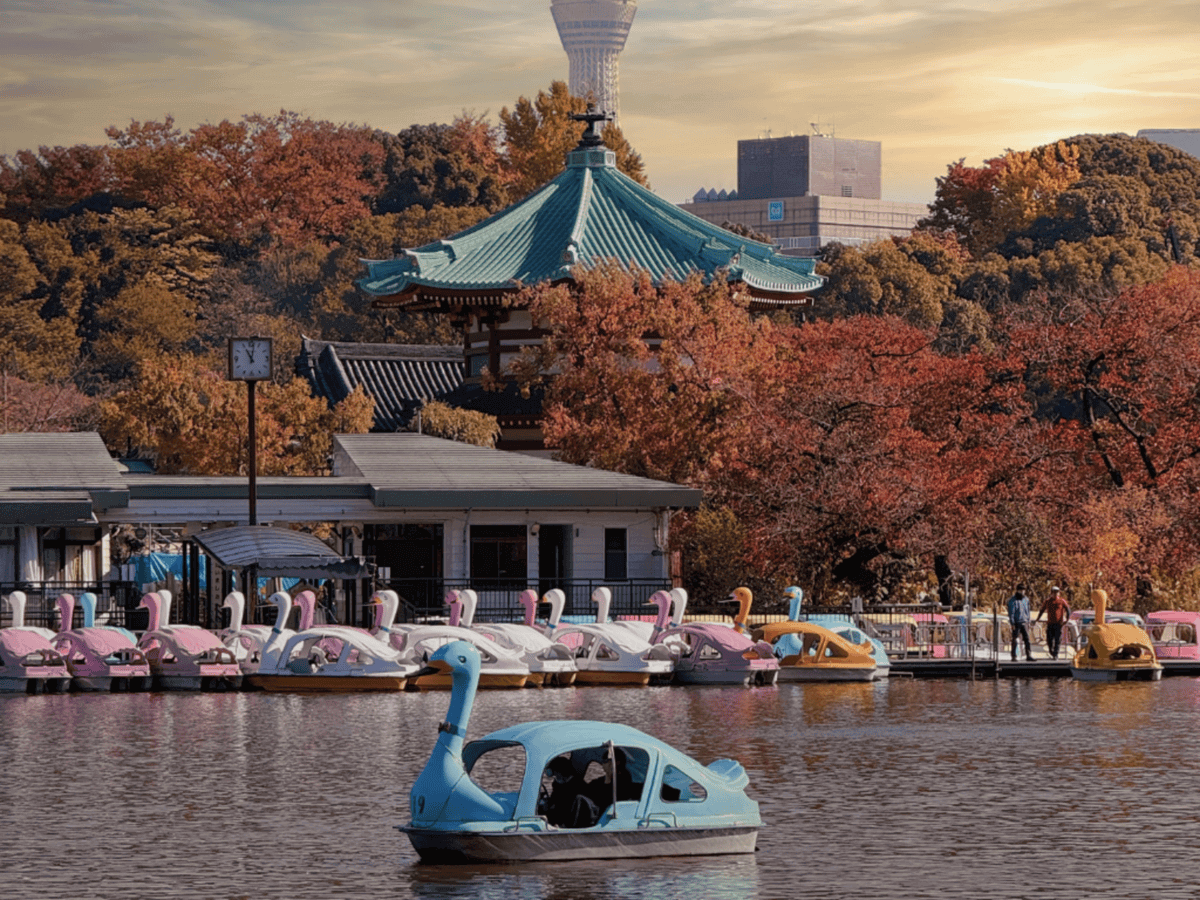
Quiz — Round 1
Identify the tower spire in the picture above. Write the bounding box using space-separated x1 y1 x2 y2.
551 1 637 125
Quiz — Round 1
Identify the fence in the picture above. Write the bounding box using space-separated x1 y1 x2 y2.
378 578 675 625
0 582 144 630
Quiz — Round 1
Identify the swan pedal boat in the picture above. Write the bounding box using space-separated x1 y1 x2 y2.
0 591 71 693
53 592 150 692
755 621 881 682
1070 588 1163 682
248 626 420 692
401 640 762 863
1071 623 1163 682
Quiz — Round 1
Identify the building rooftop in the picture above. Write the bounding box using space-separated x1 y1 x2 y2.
359 132 822 308
296 337 464 431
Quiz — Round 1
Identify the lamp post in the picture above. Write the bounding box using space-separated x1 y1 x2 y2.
228 337 273 526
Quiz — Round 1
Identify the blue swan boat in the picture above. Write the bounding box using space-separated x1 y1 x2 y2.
401 640 762 863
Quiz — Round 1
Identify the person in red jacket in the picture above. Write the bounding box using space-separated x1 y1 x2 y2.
1036 586 1072 659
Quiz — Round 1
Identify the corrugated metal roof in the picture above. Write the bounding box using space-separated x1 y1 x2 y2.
296 338 464 431
0 433 126 522
333 433 702 509
0 433 125 490
359 146 823 303
192 525 370 578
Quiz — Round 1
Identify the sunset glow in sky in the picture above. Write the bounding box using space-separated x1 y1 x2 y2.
4 0 1198 206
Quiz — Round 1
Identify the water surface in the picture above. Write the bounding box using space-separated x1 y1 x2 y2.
2 677 1197 899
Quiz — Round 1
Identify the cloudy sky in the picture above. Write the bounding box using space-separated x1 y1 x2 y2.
3 0 1198 206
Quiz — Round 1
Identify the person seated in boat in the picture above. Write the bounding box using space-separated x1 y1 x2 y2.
542 748 643 828
542 755 601 828
582 746 642 812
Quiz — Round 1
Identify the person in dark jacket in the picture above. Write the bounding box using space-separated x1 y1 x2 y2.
1007 585 1034 661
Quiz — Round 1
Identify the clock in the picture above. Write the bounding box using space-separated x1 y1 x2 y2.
228 337 273 381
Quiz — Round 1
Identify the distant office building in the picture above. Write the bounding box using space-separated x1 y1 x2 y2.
551 0 637 123
684 133 927 257
1137 129 1200 159
738 135 882 200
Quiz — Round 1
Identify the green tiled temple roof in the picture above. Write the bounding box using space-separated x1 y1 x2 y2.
359 145 823 306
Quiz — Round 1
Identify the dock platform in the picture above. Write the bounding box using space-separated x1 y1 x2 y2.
890 658 1200 678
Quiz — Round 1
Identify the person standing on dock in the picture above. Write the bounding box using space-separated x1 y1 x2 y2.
1007 585 1034 661
1035 587 1071 660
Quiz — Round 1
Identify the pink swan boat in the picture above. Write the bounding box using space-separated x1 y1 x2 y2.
53 592 150 692
649 590 779 686
137 591 241 690
0 591 71 694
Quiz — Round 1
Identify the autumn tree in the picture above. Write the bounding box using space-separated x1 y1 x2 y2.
500 81 647 198
0 144 117 223
105 111 384 251
0 218 81 382
410 400 500 448
1000 268 1200 599
100 358 374 475
512 263 783 487
372 115 511 215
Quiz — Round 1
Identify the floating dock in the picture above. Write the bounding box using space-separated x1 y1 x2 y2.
890 658 1200 679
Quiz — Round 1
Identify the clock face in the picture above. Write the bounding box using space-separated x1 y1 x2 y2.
229 337 273 381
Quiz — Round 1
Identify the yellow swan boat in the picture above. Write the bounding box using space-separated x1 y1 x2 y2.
755 621 881 682
1070 589 1162 682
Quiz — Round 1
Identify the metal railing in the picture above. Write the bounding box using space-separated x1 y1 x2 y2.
377 578 675 624
0 582 144 630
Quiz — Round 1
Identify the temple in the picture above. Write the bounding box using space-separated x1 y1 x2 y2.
355 114 824 450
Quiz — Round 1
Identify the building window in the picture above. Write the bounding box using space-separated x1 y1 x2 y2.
40 527 101 584
471 525 528 588
841 185 853 197
0 526 15 583
604 528 627 581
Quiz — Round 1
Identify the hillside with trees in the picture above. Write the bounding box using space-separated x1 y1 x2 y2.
0 82 644 466
5 109 1200 611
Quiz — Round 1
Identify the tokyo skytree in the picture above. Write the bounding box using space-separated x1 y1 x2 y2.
550 1 637 124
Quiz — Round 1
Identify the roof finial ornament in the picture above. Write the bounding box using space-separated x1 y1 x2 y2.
570 103 612 149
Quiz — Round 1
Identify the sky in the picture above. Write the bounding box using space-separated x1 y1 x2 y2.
3 0 1199 206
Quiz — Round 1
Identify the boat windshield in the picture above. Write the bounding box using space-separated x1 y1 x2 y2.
465 743 526 797
1148 623 1196 644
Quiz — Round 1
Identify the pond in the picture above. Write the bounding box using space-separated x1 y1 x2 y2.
2 676 1197 899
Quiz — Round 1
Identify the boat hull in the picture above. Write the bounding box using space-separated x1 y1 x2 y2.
156 672 242 691
674 668 779 687
72 674 151 692
573 669 674 687
777 665 878 682
247 674 409 693
1070 665 1163 682
410 671 529 691
401 824 758 863
0 675 70 694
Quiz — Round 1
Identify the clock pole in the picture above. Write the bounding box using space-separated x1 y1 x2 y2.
228 336 272 528
247 377 258 527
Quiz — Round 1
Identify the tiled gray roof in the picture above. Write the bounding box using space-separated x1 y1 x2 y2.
297 338 464 431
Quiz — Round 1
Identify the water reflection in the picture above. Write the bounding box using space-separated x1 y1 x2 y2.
4 678 1200 899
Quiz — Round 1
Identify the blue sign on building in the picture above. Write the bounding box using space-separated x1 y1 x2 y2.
768 201 784 222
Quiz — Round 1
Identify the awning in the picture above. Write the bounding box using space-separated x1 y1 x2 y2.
192 526 371 579
0 492 98 525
